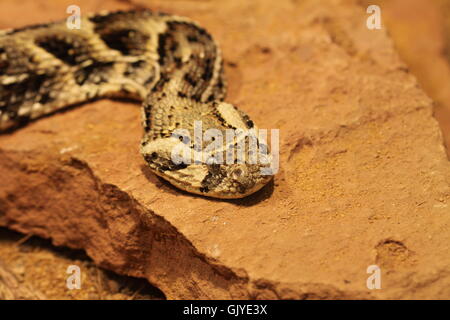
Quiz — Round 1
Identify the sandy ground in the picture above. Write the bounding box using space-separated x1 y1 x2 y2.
0 228 165 299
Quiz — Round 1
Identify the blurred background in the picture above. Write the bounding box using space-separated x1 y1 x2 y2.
363 0 450 158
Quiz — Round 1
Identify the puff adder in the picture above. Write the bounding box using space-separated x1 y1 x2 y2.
0 10 273 199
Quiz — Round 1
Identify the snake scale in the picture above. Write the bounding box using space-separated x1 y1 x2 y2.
0 9 273 199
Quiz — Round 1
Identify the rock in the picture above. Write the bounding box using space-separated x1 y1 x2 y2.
0 0 449 299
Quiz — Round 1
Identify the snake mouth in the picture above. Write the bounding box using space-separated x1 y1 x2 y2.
150 162 273 199
205 174 274 199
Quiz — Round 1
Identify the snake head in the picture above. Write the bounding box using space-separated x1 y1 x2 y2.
140 100 276 199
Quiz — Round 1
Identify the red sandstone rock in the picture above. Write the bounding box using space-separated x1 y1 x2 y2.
0 0 449 299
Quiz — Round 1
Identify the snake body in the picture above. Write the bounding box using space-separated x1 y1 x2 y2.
0 10 273 199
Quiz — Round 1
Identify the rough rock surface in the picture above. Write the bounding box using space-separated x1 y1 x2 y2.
0 0 449 299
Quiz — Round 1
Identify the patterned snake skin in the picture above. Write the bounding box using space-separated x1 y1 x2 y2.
0 10 273 199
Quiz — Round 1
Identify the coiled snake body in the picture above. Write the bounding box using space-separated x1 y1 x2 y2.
0 10 273 199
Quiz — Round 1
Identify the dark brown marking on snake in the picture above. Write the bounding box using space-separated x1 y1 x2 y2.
0 47 8 75
200 164 224 192
144 152 188 172
183 73 197 87
74 61 114 85
187 34 199 43
157 32 171 66
143 105 152 129
1 73 47 117
151 74 170 93
99 29 149 56
191 93 201 102
35 36 81 66
201 57 214 82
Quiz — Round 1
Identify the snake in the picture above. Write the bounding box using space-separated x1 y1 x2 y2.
0 9 273 199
